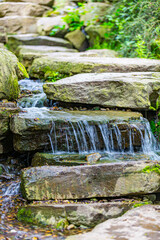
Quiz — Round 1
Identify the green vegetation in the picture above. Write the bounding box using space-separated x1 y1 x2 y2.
45 71 70 82
133 202 150 208
142 164 160 175
17 62 29 79
49 25 66 36
100 0 160 58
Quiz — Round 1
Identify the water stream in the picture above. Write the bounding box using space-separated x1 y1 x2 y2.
1 78 160 239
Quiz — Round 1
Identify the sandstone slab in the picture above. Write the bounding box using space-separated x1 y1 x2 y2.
67 205 160 240
0 2 50 17
3 0 54 7
0 16 38 34
65 29 88 51
18 201 133 228
29 56 160 79
43 72 160 110
21 161 160 200
10 110 143 152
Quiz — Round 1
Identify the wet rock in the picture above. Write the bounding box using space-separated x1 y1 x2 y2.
10 110 143 152
37 16 68 36
86 153 101 164
0 49 28 100
65 29 88 51
17 201 134 228
29 56 160 79
21 161 160 200
0 2 50 17
43 72 160 110
32 153 87 166
0 16 38 34
67 205 160 240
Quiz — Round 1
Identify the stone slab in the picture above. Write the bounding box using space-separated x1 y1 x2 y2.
18 201 134 228
0 16 38 34
10 110 143 152
21 161 160 200
43 72 160 110
67 205 160 240
0 2 50 17
29 56 160 79
3 0 54 7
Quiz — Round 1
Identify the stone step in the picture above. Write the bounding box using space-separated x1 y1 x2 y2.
21 160 160 200
0 16 38 34
10 110 143 152
0 2 50 17
67 205 160 240
29 55 160 79
18 49 118 68
43 72 160 110
2 0 54 7
17 201 134 228
8 34 73 51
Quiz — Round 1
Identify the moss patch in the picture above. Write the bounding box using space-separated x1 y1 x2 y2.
141 164 160 175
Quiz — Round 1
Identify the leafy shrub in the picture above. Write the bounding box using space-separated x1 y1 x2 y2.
102 0 160 58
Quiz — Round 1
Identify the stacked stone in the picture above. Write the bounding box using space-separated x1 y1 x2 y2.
0 0 54 34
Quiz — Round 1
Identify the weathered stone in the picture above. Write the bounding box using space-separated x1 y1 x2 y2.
10 110 143 152
0 16 38 34
3 0 54 7
18 45 77 68
80 2 110 26
37 16 68 36
32 153 87 166
65 29 88 51
18 201 134 228
0 49 28 100
67 205 160 240
86 153 101 164
0 26 7 43
8 34 73 52
0 3 50 17
21 161 160 200
29 56 160 79
43 72 160 110
79 49 118 58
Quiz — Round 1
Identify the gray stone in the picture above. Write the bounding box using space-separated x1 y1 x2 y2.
0 2 50 17
86 153 101 164
65 29 88 51
18 201 134 228
3 0 54 7
8 34 73 52
29 56 160 79
43 72 160 110
67 205 160 240
0 26 7 43
10 110 143 152
79 49 118 58
21 161 160 200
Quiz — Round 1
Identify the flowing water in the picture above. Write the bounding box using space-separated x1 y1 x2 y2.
1 78 160 239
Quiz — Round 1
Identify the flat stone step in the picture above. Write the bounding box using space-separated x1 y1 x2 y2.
29 55 160 79
0 2 50 17
17 201 134 228
43 72 160 110
18 49 117 68
10 110 143 152
2 0 54 7
0 16 38 34
21 160 160 200
67 205 160 240
8 34 73 50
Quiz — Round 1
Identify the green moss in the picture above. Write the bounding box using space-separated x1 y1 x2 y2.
17 208 34 224
6 75 19 100
56 218 69 230
133 201 150 208
17 62 29 79
141 164 160 175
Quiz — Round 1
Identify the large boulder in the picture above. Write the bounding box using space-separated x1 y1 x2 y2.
0 16 38 34
29 56 160 79
65 29 88 51
0 2 50 17
43 72 160 110
67 205 160 240
0 49 28 100
21 161 160 200
37 16 68 36
3 0 54 7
